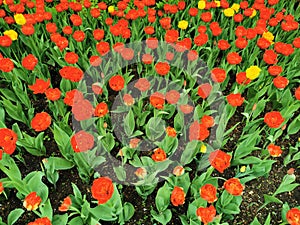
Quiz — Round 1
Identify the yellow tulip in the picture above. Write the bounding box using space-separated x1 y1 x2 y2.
178 20 188 30
198 1 206 10
224 8 235 17
231 3 240 12
246 66 261 80
14 14 26 25
200 144 207 153
250 9 257 18
3 30 18 41
108 6 115 13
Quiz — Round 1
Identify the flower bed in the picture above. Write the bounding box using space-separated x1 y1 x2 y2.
0 0 300 224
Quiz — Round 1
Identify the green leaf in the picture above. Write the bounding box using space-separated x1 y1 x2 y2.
7 208 24 225
281 202 290 222
250 217 262 225
180 140 199 165
263 214 271 225
287 114 300 135
151 209 172 225
39 199 53 220
124 109 135 136
123 202 135 222
114 166 126 182
145 117 165 141
52 214 68 225
263 194 282 205
155 183 171 212
274 174 299 196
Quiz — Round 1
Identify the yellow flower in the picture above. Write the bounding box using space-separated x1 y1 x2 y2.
214 1 221 7
224 8 235 17
240 166 246 173
250 9 257 18
198 0 206 9
14 14 26 25
108 6 115 13
231 3 240 12
262 31 274 43
200 144 207 153
178 20 188 30
246 66 261 80
3 0 6 4
3 30 18 41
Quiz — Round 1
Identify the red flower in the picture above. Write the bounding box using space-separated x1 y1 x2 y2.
217 39 230 50
91 177 114 204
28 78 50 94
227 52 242 65
246 28 257 39
22 54 38 70
0 182 3 194
150 92 165 109
152 148 167 161
263 50 278 65
21 24 35 36
28 217 52 225
146 37 158 49
142 54 153 64
92 83 103 95
211 68 226 83
196 205 216 225
268 65 282 76
94 102 109 117
59 66 84 82
235 37 248 49
257 38 271 49
170 186 185 206
0 35 12 47
109 75 125 91
198 83 212 99
166 52 174 61
159 17 171 29
201 115 214 128
236 72 250 85
210 22 222 36
194 33 208 46
198 25 206 33
201 12 212 22
134 78 150 92
224 178 244 196
165 29 178 43
179 104 194 114
227 93 244 107
264 111 284 128
58 196 72 212
71 130 94 152
274 42 294 56
0 128 17 155
0 58 14 72
155 62 170 76
235 26 247 37
120 48 134 61
189 7 198 16
273 76 289 89
96 41 110 56
165 90 180 104
166 126 176 137
65 52 79 64
187 50 198 61
73 30 85 42
189 121 210 141
144 26 154 35
23 192 42 211
286 208 300 225
234 14 244 22
70 14 82 26
293 37 300 48
295 87 300 100
90 8 100 18
209 150 231 173
31 112 52 132
62 26 72 35
200 184 217 203
267 143 282 157
46 23 57 33
72 99 94 121
45 88 61 101
64 90 84 106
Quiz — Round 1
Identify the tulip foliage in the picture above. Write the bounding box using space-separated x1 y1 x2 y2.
0 0 300 225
